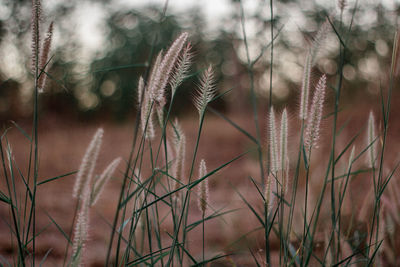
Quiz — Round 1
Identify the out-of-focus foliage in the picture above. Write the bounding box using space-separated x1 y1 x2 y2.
0 0 399 121
88 8 197 120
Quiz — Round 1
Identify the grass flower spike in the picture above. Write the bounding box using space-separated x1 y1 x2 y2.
139 33 189 133
38 21 53 92
193 65 216 117
280 109 288 175
265 174 276 215
138 77 155 140
152 32 188 106
72 128 103 199
309 19 330 66
31 0 41 74
71 193 89 267
31 0 53 93
280 108 289 192
300 53 312 120
197 159 209 216
147 51 164 103
299 21 329 119
269 107 279 174
170 43 193 98
71 129 121 266
304 74 326 153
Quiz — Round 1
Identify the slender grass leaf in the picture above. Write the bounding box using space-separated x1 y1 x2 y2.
45 212 72 244
37 171 77 186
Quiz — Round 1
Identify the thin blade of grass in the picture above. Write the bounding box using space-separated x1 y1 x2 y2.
208 106 258 144
0 191 11 204
330 169 370 182
127 247 172 266
45 212 72 244
249 248 262 267
37 171 77 186
92 63 148 73
191 253 232 267
231 184 265 227
185 208 239 232
10 121 32 142
165 231 198 265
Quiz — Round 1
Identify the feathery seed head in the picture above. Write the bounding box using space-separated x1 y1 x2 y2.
71 199 89 266
90 157 121 206
310 19 330 66
300 20 329 120
38 21 53 93
197 159 209 216
193 65 216 117
170 43 193 98
149 32 188 107
169 43 193 98
71 171 92 266
156 105 164 128
300 53 312 120
156 32 188 101
140 93 155 140
265 174 276 215
31 0 42 74
304 74 326 153
280 108 288 175
73 128 103 199
269 107 279 174
148 51 164 104
367 111 377 168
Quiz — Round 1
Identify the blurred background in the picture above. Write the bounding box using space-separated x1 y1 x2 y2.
0 0 399 122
